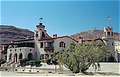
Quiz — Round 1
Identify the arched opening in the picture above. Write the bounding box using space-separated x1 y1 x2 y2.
14 53 17 62
27 53 33 61
42 32 45 38
108 56 116 62
19 53 23 60
9 53 12 61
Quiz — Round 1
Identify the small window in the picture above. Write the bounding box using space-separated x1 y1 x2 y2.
40 42 43 48
112 42 114 46
111 32 113 36
30 49 32 51
59 41 65 48
36 33 38 37
15 49 16 51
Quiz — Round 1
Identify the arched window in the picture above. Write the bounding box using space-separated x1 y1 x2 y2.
9 53 12 60
42 32 45 37
36 31 38 37
14 53 17 62
107 32 110 36
28 53 33 60
19 53 23 60
36 33 38 37
59 41 65 48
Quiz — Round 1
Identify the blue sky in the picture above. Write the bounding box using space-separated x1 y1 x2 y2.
0 0 119 36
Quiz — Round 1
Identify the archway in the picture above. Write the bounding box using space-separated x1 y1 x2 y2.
9 53 12 61
14 53 17 62
19 53 23 60
27 53 33 60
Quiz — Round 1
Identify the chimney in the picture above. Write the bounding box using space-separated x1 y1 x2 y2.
53 34 57 38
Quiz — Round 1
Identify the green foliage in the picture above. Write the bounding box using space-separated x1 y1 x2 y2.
20 59 42 67
55 42 107 73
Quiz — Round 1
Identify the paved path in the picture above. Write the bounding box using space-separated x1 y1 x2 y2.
0 63 120 77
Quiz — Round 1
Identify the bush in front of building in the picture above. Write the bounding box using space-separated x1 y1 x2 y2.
63 43 107 73
52 42 108 74
0 59 6 66
20 59 42 67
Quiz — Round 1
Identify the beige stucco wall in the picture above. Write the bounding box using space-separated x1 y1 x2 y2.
53 36 77 52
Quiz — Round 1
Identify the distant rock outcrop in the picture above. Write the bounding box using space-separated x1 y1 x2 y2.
0 25 34 44
71 29 120 41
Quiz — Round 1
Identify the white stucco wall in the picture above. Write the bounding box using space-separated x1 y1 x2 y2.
7 47 35 62
34 40 47 60
114 41 120 62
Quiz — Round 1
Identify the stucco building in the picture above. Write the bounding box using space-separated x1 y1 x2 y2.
5 22 77 66
1 22 120 67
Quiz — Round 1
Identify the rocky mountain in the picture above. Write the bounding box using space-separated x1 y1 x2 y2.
0 25 34 44
71 29 120 41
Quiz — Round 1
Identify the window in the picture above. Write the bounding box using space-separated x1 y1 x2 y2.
111 32 113 36
30 49 32 51
48 42 53 47
112 42 114 46
42 32 45 37
107 32 110 36
40 42 43 48
36 31 38 37
59 41 65 48
41 54 44 59
45 54 49 59
36 33 38 37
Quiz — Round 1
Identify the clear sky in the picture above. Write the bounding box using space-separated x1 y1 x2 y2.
0 0 119 36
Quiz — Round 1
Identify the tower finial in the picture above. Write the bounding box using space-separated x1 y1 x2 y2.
39 17 43 23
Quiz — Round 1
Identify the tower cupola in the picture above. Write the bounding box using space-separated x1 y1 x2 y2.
34 18 51 40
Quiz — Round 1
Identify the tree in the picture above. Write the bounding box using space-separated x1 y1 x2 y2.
63 42 107 73
55 50 64 73
50 51 64 73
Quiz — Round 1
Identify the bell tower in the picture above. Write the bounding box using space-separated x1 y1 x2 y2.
34 18 52 60
102 17 117 62
34 18 51 40
104 26 113 39
35 22 45 40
